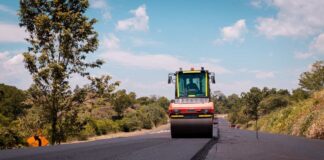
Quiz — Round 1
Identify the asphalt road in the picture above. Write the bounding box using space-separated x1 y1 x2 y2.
1 118 324 160
206 118 324 160
0 126 217 160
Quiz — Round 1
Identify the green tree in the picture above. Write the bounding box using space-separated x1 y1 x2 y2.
241 87 263 121
137 96 156 106
0 84 30 120
258 94 289 115
88 75 120 99
241 87 264 139
227 94 241 124
299 61 324 92
128 92 137 104
212 91 229 114
19 0 102 144
0 90 4 101
156 96 169 111
277 89 290 96
0 84 31 149
291 88 310 102
112 90 135 118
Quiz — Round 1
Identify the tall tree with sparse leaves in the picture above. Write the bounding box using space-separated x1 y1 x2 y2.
299 61 324 92
241 87 263 139
241 87 263 121
19 0 103 144
88 75 120 100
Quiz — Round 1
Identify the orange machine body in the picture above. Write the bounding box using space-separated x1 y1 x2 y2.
168 102 214 116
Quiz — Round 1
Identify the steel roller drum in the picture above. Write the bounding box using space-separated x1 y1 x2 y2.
170 118 213 138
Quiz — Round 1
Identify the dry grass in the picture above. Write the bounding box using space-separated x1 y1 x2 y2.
250 90 324 139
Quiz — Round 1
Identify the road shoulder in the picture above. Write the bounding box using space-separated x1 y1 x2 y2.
65 123 170 144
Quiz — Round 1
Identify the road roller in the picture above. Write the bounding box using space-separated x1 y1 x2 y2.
168 67 215 138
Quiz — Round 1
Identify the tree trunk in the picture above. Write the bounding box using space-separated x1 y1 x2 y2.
51 113 57 145
51 94 58 145
256 119 259 140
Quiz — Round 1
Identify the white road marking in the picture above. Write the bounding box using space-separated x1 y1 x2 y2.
149 130 170 134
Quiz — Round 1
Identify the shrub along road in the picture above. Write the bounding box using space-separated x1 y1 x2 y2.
1 119 324 160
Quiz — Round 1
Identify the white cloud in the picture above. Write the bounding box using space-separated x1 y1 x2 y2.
120 80 173 98
295 33 324 59
130 37 162 47
98 34 229 97
0 51 94 90
214 19 247 44
102 12 112 20
101 50 229 74
213 78 297 96
0 51 8 60
0 22 27 43
0 52 25 72
256 0 324 37
253 70 275 79
116 5 149 31
100 35 229 74
295 52 313 59
214 80 254 95
68 74 91 89
250 0 263 8
89 0 111 20
310 34 324 53
90 0 107 9
102 34 120 49
0 51 31 89
0 4 16 15
4 54 24 66
238 68 275 79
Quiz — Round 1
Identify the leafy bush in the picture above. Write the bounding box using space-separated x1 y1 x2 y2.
156 97 169 111
138 104 167 127
119 110 142 132
0 123 26 149
0 84 31 120
117 104 168 132
78 123 96 140
112 90 136 118
94 120 107 135
291 88 310 102
259 95 289 115
77 118 120 140
95 119 120 135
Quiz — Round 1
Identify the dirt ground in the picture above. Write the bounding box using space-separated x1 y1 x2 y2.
65 123 170 144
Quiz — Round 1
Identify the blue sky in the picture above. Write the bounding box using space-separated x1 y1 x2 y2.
0 0 323 98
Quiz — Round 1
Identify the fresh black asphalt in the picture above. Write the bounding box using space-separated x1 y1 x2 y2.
1 118 324 160
206 118 324 160
0 126 217 160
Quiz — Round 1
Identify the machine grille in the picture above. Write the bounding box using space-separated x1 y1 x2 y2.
174 98 209 104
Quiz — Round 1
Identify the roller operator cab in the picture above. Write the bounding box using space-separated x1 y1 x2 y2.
168 67 215 138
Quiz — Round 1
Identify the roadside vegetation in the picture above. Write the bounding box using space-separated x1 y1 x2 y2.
213 61 324 139
0 81 169 149
0 0 168 149
254 90 324 139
